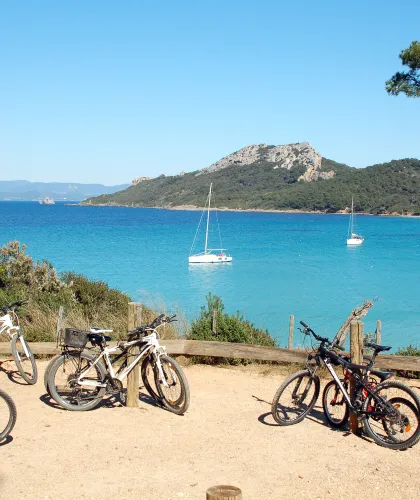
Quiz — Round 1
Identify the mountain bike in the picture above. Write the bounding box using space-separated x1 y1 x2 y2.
0 388 17 441
271 321 420 450
46 313 190 415
0 301 38 384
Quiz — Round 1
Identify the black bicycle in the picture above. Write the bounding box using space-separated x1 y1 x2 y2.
271 321 420 450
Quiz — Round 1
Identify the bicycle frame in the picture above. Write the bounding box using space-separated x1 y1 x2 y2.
322 357 393 418
0 310 30 358
76 331 169 389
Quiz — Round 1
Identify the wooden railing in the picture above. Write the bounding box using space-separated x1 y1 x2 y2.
1 338 419 371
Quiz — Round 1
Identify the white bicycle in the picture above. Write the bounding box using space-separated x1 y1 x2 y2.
0 300 38 385
46 313 190 414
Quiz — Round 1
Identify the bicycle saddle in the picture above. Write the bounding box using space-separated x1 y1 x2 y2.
370 369 394 381
88 333 112 344
364 342 391 352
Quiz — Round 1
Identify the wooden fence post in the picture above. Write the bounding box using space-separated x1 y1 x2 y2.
212 309 217 335
376 320 382 344
288 315 294 349
349 320 364 434
56 306 65 346
206 485 242 500
126 302 142 407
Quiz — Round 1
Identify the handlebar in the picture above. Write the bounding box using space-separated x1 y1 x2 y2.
128 313 178 337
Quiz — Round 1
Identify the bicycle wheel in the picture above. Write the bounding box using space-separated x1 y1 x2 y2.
44 355 61 396
362 380 420 450
48 351 107 411
322 380 349 428
0 389 17 441
11 334 38 385
271 370 320 426
141 355 161 402
155 355 190 415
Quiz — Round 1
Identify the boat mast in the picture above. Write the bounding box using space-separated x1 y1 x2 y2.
204 183 212 254
350 196 354 237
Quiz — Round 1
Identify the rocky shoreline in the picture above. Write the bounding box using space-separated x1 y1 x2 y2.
77 202 420 217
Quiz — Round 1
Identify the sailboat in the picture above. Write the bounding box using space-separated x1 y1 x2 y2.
188 184 232 264
346 197 364 246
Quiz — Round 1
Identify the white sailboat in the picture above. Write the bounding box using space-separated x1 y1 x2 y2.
346 197 364 246
188 184 232 264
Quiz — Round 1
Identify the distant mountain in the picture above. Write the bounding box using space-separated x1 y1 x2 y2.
0 180 130 201
83 142 420 215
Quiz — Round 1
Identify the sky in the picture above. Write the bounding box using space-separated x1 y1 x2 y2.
0 0 419 185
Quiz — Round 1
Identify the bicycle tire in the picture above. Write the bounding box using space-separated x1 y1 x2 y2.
11 334 38 385
362 380 420 450
141 355 162 402
48 351 107 411
0 388 17 441
44 355 61 396
271 370 320 426
155 355 190 415
322 380 349 428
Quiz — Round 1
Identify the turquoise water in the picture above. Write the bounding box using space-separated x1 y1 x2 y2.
0 202 419 349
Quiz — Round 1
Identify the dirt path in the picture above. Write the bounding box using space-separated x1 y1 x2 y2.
1 361 419 500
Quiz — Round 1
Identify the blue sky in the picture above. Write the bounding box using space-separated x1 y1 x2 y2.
0 0 419 184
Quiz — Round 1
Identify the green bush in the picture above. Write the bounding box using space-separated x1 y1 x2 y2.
395 345 420 379
188 293 276 364
0 241 134 341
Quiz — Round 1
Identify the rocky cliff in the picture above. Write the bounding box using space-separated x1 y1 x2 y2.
197 142 334 182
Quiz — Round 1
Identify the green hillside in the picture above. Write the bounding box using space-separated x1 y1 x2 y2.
84 158 420 215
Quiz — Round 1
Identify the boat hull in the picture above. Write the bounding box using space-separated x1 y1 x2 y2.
189 254 232 264
346 238 364 246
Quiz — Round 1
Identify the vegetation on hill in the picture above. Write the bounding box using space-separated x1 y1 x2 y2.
85 158 420 214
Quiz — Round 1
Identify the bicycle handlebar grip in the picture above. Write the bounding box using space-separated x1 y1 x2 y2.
300 320 309 328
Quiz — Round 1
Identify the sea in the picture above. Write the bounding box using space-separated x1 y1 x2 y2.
0 201 419 350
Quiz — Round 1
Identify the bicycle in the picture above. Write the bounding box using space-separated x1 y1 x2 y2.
0 388 17 441
0 301 38 384
46 313 190 415
271 320 420 450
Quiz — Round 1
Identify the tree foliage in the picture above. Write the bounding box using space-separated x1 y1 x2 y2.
386 41 420 98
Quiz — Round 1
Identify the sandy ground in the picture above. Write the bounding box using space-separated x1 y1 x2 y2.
1 360 420 500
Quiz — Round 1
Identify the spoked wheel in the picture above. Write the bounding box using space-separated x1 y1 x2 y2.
11 334 38 385
271 370 320 425
0 389 17 441
47 351 107 411
155 355 190 415
322 380 350 428
362 380 420 450
141 355 161 403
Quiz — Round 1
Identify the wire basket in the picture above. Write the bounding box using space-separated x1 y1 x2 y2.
64 328 89 349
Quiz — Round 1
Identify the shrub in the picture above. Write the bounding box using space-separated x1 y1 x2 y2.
395 345 420 379
188 293 276 364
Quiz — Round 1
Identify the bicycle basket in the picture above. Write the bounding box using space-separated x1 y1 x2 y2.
64 328 89 349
